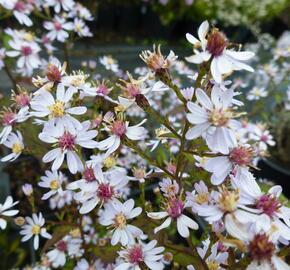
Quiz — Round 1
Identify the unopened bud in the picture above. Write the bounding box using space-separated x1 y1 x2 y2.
15 217 25 226
22 183 33 196
135 94 150 109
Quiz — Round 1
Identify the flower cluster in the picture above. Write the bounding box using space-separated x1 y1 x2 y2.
0 15 289 270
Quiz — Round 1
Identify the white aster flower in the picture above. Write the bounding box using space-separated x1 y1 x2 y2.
186 88 239 154
225 216 290 270
247 87 268 101
185 20 254 83
99 199 143 246
6 39 41 76
30 84 87 130
1 0 33 26
38 170 66 200
67 165 128 214
44 16 74 43
39 121 98 174
97 119 147 156
20 212 52 250
73 18 92 37
99 55 119 73
1 131 24 162
0 196 19 230
147 197 198 238
116 240 165 270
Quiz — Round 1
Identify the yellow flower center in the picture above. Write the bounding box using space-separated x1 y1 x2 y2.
218 188 240 213
50 180 59 190
208 261 219 270
195 192 209 204
49 101 65 118
107 57 115 65
12 143 23 154
31 225 41 235
209 108 233 127
104 156 116 169
70 76 85 87
114 213 126 229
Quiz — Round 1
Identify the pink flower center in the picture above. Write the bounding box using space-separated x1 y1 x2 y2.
97 84 109 95
56 240 67 252
54 22 62 31
98 183 114 201
260 135 268 142
15 93 30 107
21 46 32 56
229 146 253 166
256 194 281 217
111 121 127 137
206 30 227 57
2 112 15 126
14 1 26 11
125 83 140 98
83 167 96 182
249 233 275 261
167 198 184 218
58 131 76 150
128 245 144 264
46 64 61 82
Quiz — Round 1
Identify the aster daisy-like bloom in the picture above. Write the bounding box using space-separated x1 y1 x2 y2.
231 176 290 242
30 83 87 130
6 38 41 76
0 106 29 144
99 55 119 73
185 88 239 154
73 18 92 37
249 125 275 151
1 131 24 162
99 199 143 246
225 217 290 270
186 180 212 212
44 16 74 43
60 72 92 94
44 0 75 13
20 212 52 250
39 121 98 174
128 167 153 183
67 164 128 214
1 0 33 26
0 196 19 230
185 20 254 83
247 87 268 101
97 119 147 156
116 240 165 270
38 170 66 200
147 197 198 238
203 143 255 185
159 178 179 198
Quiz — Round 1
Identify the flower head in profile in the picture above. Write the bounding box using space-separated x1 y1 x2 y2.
185 20 254 83
0 196 19 230
116 240 165 270
20 212 51 250
140 44 177 76
99 199 143 246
